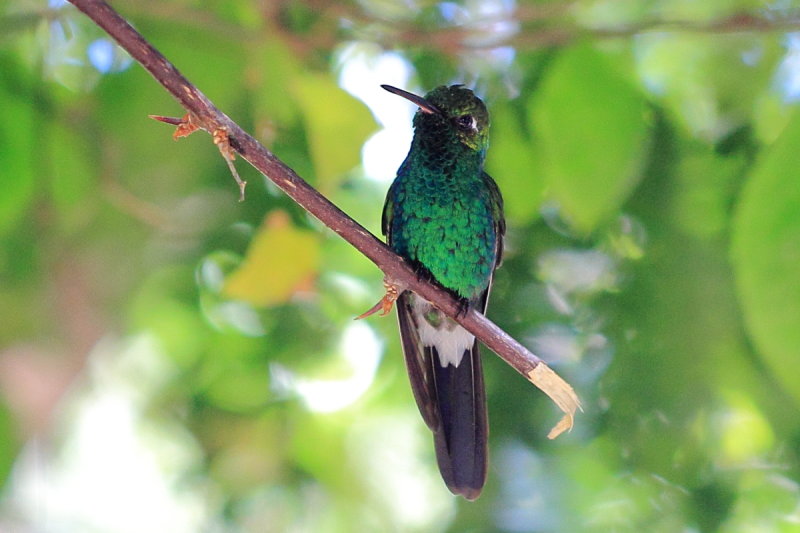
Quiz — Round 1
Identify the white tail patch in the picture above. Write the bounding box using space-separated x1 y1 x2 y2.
411 295 474 367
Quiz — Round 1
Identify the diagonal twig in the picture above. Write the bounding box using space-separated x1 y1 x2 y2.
66 0 580 435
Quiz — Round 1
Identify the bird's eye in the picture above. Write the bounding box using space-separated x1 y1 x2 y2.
455 114 476 132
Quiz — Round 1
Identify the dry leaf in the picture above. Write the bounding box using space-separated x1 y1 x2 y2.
224 210 320 306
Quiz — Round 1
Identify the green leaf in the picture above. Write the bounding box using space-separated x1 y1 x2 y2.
293 74 377 191
671 143 745 239
0 86 35 237
0 11 43 44
254 36 303 126
0 403 18 486
529 44 649 233
485 101 545 225
129 266 209 369
635 34 782 141
732 113 800 403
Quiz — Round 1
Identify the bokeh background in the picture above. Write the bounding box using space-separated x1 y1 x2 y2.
2 0 800 531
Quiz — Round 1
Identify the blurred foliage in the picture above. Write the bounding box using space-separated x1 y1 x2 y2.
2 0 800 532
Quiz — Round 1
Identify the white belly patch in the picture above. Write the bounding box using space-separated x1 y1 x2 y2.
411 295 474 367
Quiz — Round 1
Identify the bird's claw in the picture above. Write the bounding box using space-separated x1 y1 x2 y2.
355 279 400 320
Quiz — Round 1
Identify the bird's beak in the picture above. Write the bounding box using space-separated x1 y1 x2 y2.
381 84 442 115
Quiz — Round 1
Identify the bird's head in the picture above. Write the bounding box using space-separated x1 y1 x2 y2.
382 84 489 153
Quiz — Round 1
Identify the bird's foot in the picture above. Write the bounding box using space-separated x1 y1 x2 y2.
455 297 471 318
356 278 402 319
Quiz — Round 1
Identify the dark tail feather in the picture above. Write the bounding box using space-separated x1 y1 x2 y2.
427 342 488 500
395 292 488 499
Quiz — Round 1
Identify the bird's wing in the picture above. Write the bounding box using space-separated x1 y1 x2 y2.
483 170 506 267
396 292 441 431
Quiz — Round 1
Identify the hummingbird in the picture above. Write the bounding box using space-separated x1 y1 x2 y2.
363 84 505 499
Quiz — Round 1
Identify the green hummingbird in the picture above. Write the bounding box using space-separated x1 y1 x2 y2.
371 84 505 499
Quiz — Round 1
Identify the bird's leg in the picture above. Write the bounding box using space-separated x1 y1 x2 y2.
455 297 471 318
355 276 404 319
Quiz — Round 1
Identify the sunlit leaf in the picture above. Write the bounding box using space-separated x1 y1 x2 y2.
732 113 800 403
254 36 303 126
293 74 377 190
715 391 774 465
635 34 781 141
485 101 545 225
530 44 649 233
224 210 320 306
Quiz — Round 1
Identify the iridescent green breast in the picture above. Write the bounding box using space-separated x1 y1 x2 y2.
386 155 498 300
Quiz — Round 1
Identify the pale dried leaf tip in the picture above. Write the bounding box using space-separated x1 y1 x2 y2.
527 363 581 440
546 414 574 440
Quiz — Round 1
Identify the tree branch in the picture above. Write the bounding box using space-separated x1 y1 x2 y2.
66 0 580 435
